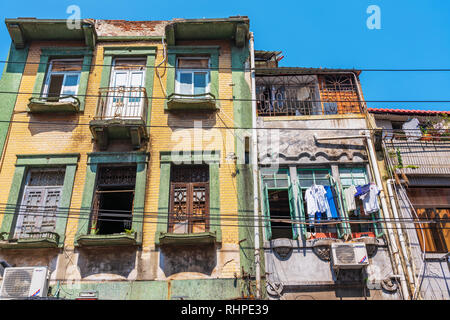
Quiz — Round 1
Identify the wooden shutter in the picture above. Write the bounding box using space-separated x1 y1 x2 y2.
415 208 448 253
296 181 307 238
262 184 272 240
287 179 299 240
15 189 45 238
40 188 61 233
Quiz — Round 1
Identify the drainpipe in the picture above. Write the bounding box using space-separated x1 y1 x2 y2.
249 32 261 299
363 131 410 300
386 179 416 296
314 132 410 300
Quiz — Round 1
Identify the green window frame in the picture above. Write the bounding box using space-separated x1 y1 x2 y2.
155 151 221 245
339 166 383 237
260 168 300 240
74 152 149 246
165 46 220 111
31 47 93 112
0 153 79 247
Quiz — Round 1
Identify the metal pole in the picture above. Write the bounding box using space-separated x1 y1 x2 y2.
249 31 261 299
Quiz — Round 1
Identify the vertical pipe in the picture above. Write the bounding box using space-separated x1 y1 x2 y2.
364 131 410 300
386 179 416 297
249 32 261 298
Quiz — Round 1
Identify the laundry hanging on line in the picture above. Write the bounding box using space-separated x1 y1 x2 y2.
305 184 339 224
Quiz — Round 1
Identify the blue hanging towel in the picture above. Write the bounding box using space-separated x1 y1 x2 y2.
355 183 371 197
324 185 339 219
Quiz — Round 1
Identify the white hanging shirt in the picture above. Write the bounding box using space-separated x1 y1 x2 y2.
344 185 357 212
359 184 380 215
305 185 329 217
402 118 422 141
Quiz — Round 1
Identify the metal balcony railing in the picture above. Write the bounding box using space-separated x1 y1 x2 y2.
94 87 148 121
385 132 450 175
256 75 362 117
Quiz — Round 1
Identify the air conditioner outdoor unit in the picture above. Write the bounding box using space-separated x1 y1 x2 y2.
0 266 49 299
331 243 369 270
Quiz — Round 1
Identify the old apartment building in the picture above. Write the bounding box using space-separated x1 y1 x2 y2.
369 108 450 300
253 51 408 300
0 17 255 300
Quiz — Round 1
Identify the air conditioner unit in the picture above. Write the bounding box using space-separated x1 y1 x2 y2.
331 243 369 270
0 267 49 299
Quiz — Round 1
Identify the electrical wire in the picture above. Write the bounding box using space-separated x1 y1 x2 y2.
0 117 448 134
0 204 448 229
0 89 450 106
2 59 450 72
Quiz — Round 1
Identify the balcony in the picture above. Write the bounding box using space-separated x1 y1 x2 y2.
89 87 149 150
256 74 363 117
166 92 218 111
385 132 450 176
0 231 60 249
28 95 80 113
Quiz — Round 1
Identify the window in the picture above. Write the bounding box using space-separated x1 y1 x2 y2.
169 165 210 234
415 208 449 253
261 168 298 240
297 169 337 234
90 165 136 235
339 167 373 234
175 57 210 96
408 187 450 253
14 168 65 239
42 59 82 101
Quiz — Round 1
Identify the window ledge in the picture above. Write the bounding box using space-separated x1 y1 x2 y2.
166 93 219 111
75 232 140 247
158 231 217 246
28 96 80 113
424 252 449 261
0 232 60 249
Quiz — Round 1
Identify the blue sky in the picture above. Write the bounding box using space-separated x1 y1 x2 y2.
1 0 450 111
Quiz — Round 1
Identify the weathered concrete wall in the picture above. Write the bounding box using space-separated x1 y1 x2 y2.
256 115 368 165
263 239 401 300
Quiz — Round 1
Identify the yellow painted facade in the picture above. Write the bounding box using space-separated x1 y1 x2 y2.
0 39 241 279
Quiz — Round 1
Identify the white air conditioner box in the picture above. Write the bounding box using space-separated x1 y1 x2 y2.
0 266 49 299
331 243 369 269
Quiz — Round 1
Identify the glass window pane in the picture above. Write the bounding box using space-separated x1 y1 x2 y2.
194 72 207 95
61 75 79 96
178 72 192 94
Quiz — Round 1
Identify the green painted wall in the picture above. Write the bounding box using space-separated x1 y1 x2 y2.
48 278 245 300
231 45 260 288
0 44 29 161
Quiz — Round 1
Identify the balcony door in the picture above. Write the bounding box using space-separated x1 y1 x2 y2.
105 59 146 120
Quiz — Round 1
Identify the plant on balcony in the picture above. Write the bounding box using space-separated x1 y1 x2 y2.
387 148 419 185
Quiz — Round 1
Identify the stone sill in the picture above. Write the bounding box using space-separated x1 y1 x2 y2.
28 98 80 113
75 232 139 247
158 231 217 246
424 252 449 261
166 94 219 111
0 237 59 249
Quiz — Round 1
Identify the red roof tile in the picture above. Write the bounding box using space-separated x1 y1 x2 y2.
368 107 450 115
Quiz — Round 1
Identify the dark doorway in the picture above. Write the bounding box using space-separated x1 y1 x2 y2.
268 190 293 239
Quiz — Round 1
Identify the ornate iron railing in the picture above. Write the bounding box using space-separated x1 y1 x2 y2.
256 74 363 116
94 87 148 121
